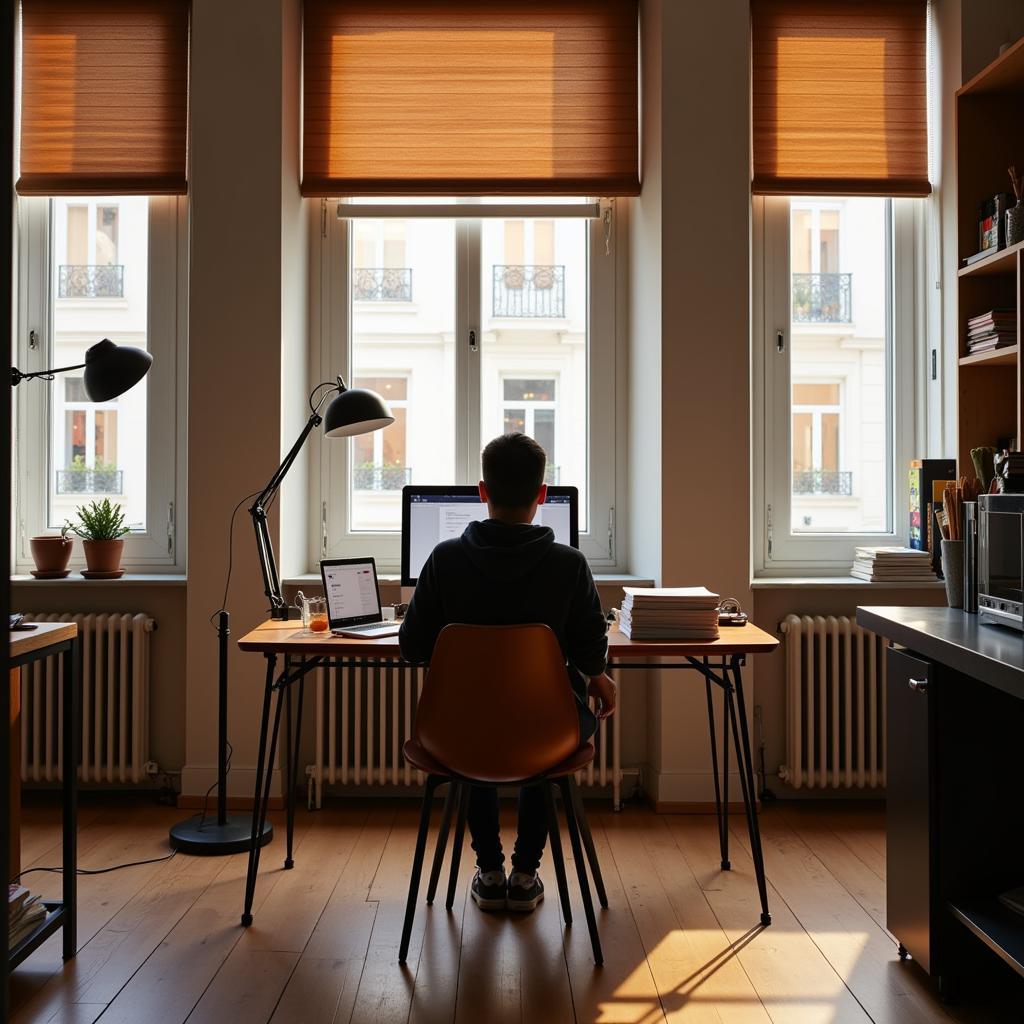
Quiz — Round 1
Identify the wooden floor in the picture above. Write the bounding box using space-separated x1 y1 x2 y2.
7 796 1016 1024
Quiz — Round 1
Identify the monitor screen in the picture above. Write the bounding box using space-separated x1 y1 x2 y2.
401 485 579 586
320 558 382 626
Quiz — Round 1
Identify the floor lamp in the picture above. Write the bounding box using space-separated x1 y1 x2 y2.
169 377 393 854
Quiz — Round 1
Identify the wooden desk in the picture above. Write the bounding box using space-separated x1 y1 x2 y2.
236 619 778 929
7 622 80 973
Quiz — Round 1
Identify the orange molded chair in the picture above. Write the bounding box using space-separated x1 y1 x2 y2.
399 623 607 964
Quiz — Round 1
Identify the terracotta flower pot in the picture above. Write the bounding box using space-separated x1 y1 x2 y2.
29 535 73 574
82 539 124 574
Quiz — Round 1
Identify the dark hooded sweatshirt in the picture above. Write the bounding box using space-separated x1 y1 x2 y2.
399 519 608 712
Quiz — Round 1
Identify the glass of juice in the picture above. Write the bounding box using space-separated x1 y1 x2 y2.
308 597 329 632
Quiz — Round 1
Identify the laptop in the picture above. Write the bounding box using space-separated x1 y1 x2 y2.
319 557 400 639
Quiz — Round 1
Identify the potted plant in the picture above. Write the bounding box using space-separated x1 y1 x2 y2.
29 523 74 578
66 499 131 576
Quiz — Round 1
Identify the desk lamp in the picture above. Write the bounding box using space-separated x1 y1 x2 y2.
169 376 393 855
11 338 152 400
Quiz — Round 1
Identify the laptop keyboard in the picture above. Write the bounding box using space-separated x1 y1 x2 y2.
335 622 399 636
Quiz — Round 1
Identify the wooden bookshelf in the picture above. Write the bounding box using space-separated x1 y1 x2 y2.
956 37 1024 471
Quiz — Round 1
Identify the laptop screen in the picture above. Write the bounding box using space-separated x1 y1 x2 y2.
321 559 382 627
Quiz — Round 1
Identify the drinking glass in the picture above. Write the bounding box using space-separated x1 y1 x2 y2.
308 597 329 632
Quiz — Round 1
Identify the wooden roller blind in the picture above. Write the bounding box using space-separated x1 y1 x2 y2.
17 0 189 196
302 0 640 197
752 0 930 197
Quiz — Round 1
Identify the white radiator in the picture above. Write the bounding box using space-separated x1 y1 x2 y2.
778 614 889 789
20 613 156 784
308 662 622 807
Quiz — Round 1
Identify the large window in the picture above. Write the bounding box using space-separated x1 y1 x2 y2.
14 196 185 571
316 200 619 570
754 195 919 571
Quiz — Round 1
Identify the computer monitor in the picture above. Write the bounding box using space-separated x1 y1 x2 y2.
401 485 579 586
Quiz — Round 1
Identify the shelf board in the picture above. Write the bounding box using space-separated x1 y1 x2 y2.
959 344 1018 367
958 35 1024 97
958 240 1024 278
8 901 66 970
949 898 1024 978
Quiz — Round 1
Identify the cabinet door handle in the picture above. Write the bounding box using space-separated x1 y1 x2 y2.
908 678 929 693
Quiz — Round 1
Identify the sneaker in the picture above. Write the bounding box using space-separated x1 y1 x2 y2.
471 869 507 911
507 871 545 912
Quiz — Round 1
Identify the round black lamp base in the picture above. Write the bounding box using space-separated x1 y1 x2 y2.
169 814 272 856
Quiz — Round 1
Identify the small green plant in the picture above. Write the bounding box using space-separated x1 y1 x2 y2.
66 499 130 541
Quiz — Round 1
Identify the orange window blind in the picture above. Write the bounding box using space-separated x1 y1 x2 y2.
302 0 639 198
17 0 189 197
752 0 930 197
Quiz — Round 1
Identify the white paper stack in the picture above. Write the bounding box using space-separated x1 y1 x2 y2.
619 586 720 640
9 884 47 950
851 546 938 583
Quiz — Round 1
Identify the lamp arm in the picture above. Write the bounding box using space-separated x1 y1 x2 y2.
248 380 343 619
10 362 86 386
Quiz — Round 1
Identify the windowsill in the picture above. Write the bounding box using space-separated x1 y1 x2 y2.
283 573 655 587
11 574 187 586
750 576 947 589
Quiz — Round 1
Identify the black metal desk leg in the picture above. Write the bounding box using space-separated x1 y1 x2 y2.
726 656 771 927
284 656 294 869
242 654 277 926
285 662 306 870
61 638 80 961
704 666 730 871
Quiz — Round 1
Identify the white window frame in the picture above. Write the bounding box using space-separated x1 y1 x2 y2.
312 200 621 574
753 195 919 574
14 195 187 572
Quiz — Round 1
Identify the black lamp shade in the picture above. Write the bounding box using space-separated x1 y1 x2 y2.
324 386 394 437
83 338 153 401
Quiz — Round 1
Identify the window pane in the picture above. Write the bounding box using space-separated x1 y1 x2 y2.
790 197 887 529
349 220 455 530
483 218 587 524
50 197 146 528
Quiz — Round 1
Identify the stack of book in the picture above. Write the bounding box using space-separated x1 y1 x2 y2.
619 587 720 640
966 309 1016 354
9 883 47 950
851 547 938 583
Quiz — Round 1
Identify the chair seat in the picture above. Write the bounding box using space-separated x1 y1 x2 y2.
402 738 596 782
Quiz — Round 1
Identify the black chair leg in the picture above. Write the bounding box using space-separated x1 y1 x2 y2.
445 783 470 911
542 782 573 925
426 781 457 905
559 777 603 965
399 774 440 963
569 776 608 908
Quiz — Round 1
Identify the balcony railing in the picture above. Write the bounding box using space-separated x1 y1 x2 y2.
353 465 412 491
492 265 565 318
353 267 412 302
792 273 852 323
793 470 853 496
58 264 125 299
56 468 124 494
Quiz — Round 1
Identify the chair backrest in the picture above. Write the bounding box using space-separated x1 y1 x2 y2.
414 623 581 783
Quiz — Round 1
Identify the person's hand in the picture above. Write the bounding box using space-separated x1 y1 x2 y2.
587 673 617 719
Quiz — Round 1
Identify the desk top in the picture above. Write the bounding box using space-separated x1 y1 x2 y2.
236 619 779 658
9 621 77 660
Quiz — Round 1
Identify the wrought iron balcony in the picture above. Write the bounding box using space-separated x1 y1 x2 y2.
58 264 125 299
56 468 124 494
791 273 852 323
492 265 565 318
793 470 853 496
352 465 412 491
353 267 412 302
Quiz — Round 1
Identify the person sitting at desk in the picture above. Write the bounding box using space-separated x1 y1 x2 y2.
399 432 616 913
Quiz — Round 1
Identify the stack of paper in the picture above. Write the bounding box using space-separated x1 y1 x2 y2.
966 309 1016 354
851 547 938 583
9 883 47 950
619 587 720 640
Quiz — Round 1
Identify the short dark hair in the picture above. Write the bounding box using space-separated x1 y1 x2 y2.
481 433 547 509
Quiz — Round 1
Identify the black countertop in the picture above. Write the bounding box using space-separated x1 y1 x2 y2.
857 606 1024 702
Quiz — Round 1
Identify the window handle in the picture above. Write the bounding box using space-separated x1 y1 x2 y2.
469 328 478 353
776 329 785 353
